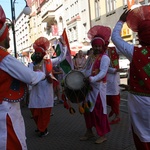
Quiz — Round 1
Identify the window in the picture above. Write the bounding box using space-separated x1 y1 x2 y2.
83 23 87 39
95 0 101 19
106 0 116 15
73 26 77 41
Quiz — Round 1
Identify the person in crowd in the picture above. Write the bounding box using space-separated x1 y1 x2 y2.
72 53 78 69
80 25 111 144
86 48 93 58
28 37 67 137
82 48 94 69
52 65 64 104
106 46 121 124
74 50 86 70
0 5 46 150
111 6 150 150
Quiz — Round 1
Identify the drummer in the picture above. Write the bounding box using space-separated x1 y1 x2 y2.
80 25 111 144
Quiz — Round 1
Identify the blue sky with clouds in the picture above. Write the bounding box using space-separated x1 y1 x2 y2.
0 0 25 19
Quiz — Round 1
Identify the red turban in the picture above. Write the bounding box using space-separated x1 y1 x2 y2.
34 47 46 57
33 37 50 57
87 25 111 52
126 5 150 45
87 25 111 45
0 5 8 42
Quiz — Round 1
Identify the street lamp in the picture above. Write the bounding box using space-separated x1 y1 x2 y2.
10 0 31 58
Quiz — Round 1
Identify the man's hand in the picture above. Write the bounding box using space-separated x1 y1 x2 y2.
59 38 66 46
119 84 129 91
119 9 131 22
116 68 127 73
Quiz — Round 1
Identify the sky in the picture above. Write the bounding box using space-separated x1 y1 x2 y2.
0 0 26 19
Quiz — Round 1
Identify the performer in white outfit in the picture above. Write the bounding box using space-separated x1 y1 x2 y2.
80 25 111 144
111 6 150 150
0 5 45 150
106 47 121 124
28 37 67 137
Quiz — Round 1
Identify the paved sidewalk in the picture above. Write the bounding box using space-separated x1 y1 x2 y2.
22 103 136 150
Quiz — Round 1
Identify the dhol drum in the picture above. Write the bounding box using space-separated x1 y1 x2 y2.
64 70 89 103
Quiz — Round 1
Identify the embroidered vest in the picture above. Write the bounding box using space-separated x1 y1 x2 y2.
0 48 27 103
107 47 119 69
33 59 52 74
130 46 150 96
91 54 107 82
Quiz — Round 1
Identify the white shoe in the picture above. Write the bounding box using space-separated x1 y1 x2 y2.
95 137 107 144
80 133 95 141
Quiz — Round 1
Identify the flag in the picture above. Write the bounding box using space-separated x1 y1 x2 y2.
55 29 74 74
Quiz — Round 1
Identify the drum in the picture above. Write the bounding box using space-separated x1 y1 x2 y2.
64 70 89 103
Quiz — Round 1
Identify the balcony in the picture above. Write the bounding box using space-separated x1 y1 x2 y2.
42 10 55 23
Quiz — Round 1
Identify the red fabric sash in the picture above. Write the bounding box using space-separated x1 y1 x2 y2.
44 59 52 74
91 54 107 82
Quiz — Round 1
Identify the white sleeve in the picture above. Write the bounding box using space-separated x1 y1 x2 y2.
89 55 110 83
52 43 67 66
111 21 134 61
0 55 46 85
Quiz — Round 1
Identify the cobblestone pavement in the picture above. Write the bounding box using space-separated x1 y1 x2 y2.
22 101 136 150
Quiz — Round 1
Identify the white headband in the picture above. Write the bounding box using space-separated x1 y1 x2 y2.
91 37 105 45
39 46 45 52
0 23 7 37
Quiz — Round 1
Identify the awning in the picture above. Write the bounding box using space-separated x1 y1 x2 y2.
71 50 76 56
52 50 76 57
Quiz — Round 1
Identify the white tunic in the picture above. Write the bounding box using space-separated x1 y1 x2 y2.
0 54 46 150
28 45 67 108
112 21 150 142
106 66 120 95
83 55 110 114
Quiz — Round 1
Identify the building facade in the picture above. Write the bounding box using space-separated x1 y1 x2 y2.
12 0 150 64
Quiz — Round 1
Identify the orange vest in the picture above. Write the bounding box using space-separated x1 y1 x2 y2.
0 48 27 103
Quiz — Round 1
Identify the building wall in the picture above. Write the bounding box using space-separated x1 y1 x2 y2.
64 0 91 52
14 0 150 64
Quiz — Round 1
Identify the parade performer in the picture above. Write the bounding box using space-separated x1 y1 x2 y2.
0 5 46 150
28 37 67 137
106 46 121 124
80 25 111 144
111 6 150 150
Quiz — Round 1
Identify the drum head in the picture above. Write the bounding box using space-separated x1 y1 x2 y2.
65 71 85 90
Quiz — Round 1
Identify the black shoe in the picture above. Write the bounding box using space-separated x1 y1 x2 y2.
35 129 39 132
50 113 54 116
59 100 64 104
39 129 49 137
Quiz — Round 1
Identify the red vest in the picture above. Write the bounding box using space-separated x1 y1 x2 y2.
0 48 27 103
91 54 107 82
130 46 150 96
107 47 119 69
